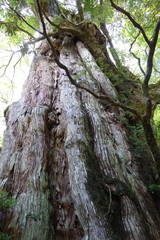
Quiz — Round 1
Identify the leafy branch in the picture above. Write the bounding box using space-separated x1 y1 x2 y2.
109 0 151 46
75 0 84 21
4 0 42 34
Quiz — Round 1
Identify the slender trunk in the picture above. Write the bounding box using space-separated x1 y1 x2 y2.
142 119 160 179
0 40 160 239
76 0 84 21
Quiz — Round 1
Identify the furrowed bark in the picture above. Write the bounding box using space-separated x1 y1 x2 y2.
0 39 160 239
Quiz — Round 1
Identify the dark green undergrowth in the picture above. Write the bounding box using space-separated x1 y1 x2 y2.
0 188 16 240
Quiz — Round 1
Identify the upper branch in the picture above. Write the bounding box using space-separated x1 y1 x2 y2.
100 20 121 67
110 0 151 46
76 0 84 21
141 17 160 119
144 17 160 87
36 0 46 35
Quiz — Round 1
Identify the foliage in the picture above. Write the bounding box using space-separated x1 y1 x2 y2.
0 232 11 240
128 124 146 147
0 188 16 240
148 184 160 194
0 187 16 212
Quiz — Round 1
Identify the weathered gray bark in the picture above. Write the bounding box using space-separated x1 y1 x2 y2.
0 40 160 239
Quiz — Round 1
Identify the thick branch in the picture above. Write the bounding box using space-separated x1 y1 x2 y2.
76 0 84 21
100 20 121 67
142 18 160 119
145 47 160 74
110 0 151 46
143 18 160 88
99 1 121 66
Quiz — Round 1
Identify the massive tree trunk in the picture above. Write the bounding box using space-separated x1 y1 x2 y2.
0 38 160 240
